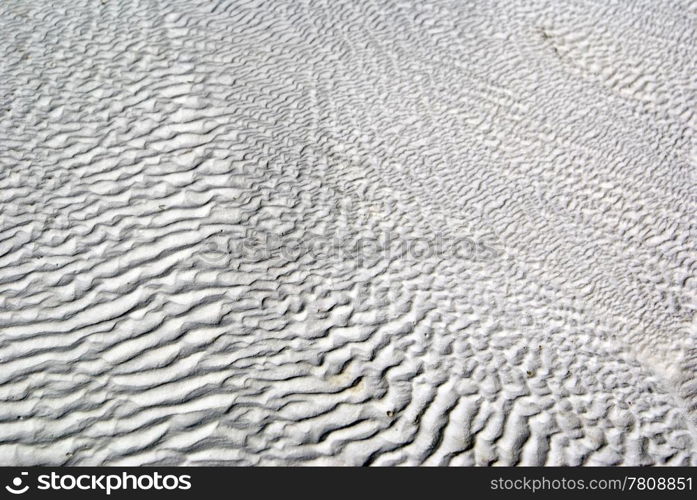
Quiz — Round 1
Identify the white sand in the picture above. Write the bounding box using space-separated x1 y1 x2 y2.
0 0 696 465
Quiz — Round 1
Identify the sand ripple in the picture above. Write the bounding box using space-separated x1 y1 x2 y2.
0 0 696 465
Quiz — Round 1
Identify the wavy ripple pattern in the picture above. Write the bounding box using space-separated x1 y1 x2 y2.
0 0 696 465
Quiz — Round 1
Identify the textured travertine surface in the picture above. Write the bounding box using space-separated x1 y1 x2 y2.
0 0 696 465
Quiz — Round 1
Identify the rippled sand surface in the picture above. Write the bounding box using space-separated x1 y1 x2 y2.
1 0 696 465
